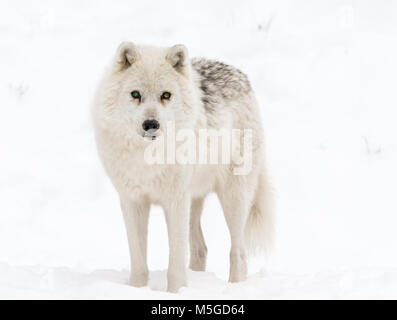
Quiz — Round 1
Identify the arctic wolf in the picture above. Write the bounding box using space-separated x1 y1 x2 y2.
92 42 274 293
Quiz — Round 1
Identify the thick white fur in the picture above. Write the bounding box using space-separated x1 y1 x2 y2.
92 42 274 293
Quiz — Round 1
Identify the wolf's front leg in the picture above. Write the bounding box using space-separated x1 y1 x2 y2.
163 195 190 293
120 196 150 287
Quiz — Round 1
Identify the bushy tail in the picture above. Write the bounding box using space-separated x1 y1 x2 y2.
244 171 275 257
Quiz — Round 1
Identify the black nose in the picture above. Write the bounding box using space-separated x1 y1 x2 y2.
142 119 160 132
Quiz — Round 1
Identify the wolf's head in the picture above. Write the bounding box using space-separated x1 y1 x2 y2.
93 43 199 146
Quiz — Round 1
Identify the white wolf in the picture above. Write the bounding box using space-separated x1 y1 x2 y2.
92 42 274 293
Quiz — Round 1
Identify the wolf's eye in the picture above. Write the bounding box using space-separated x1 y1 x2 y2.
161 92 171 100
131 91 141 100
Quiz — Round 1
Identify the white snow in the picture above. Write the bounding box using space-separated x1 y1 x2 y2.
1 0 397 299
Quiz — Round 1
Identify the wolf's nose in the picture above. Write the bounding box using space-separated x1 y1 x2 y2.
142 119 160 132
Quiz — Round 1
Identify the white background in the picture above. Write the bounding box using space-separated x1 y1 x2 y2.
1 0 397 299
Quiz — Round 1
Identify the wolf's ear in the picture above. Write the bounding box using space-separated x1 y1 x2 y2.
116 42 139 71
166 44 189 76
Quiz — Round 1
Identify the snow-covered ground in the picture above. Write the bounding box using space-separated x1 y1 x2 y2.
1 0 397 299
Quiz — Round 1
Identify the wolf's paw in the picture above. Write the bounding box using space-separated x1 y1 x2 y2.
129 272 149 288
228 271 247 283
189 256 207 272
167 273 187 293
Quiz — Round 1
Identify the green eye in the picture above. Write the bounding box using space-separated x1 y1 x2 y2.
161 92 171 100
131 91 141 99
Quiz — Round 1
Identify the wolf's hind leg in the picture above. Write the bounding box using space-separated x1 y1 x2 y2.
217 180 252 283
120 197 150 287
189 197 207 271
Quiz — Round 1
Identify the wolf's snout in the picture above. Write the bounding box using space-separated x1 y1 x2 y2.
142 119 160 132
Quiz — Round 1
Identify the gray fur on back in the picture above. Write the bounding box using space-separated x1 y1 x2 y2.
191 58 252 115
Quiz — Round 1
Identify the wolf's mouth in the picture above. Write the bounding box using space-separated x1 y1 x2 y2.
142 126 160 141
144 135 157 141
143 131 159 141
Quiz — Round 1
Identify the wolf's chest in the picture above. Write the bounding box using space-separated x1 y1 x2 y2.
101 146 188 202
